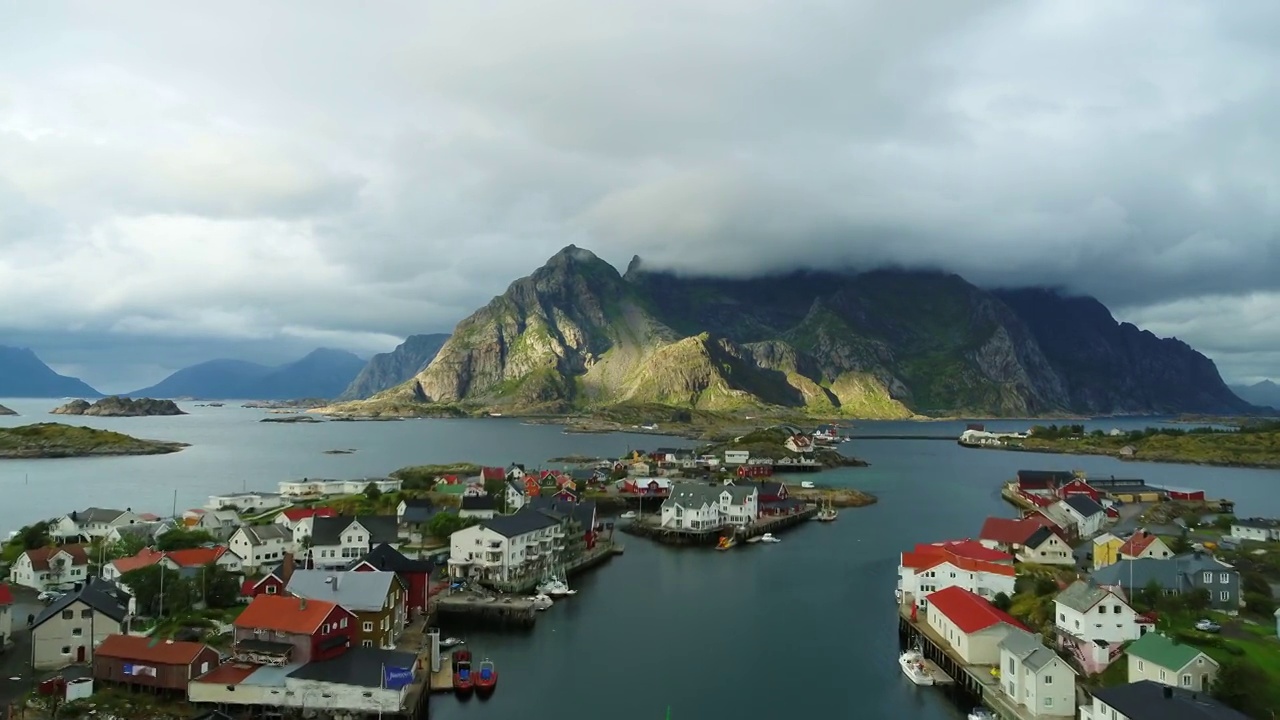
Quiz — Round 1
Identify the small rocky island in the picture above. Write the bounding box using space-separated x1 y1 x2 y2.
52 397 187 417
261 415 322 423
0 422 188 459
0 404 17 416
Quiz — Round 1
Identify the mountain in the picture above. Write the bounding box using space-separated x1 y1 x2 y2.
338 333 450 400
1231 380 1280 411
0 346 102 398
130 348 366 400
353 245 1253 418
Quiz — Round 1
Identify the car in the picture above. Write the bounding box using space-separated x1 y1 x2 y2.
1195 619 1221 633
37 591 61 603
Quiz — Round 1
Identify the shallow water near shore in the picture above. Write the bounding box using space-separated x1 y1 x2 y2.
4 401 1278 719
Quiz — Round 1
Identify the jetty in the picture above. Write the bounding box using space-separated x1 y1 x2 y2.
433 591 537 628
620 505 818 547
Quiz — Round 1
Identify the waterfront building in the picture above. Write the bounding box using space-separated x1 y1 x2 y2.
30 578 132 670
923 586 1027 664
276 477 402 498
1054 580 1150 673
448 512 560 585
229 524 292 570
51 508 143 541
898 543 1016 606
284 570 406 649
1228 517 1280 542
658 483 757 531
996 627 1078 717
10 544 91 592
350 544 435 618
205 491 285 513
307 516 399 568
1125 631 1218 692
1080 680 1250 720
1055 495 1107 537
232 594 354 665
93 633 220 693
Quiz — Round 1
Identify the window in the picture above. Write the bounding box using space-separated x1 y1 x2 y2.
1220 573 1230 584
81 609 92 618
61 610 73 620
201 662 209 673
1203 572 1212 583
1099 606 1107 614
1137 660 1144 671
341 617 348 628
1181 674 1192 687
322 623 329 634
60 646 71 655
1113 605 1121 613
1044 674 1053 684
1220 591 1230 602
1159 670 1166 681
266 586 277 594
1059 613 1065 622
362 640 373 648
1043 698 1053 707
363 621 373 632
72 628 82 637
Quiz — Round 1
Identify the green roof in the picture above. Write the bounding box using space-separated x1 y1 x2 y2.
1126 632 1211 671
434 484 466 495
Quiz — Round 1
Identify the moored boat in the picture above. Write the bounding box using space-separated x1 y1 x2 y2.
968 708 996 720
453 649 474 697
759 533 780 543
899 647 934 686
531 593 553 610
715 535 736 551
746 535 763 544
816 498 838 522
474 658 498 697
439 636 465 649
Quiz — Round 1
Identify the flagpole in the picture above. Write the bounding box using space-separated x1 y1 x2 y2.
379 663 385 720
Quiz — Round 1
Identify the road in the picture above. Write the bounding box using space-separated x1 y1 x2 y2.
0 585 44 719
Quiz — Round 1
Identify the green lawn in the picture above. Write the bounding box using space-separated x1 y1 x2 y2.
1156 610 1280 709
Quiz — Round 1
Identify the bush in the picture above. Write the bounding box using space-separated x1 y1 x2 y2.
1243 592 1277 617
1171 630 1245 656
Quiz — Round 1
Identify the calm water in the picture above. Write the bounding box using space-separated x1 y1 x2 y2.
4 399 1279 720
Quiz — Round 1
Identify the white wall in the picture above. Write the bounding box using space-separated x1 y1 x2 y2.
1020 534 1075 565
32 603 125 670
9 552 89 592
909 562 1015 606
926 609 1007 664
660 501 720 530
229 530 287 568
1055 591 1142 644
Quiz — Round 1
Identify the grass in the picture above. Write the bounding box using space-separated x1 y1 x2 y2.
391 463 483 490
1015 423 1280 468
0 422 187 458
1149 609 1280 709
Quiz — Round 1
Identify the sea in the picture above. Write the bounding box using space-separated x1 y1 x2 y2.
3 400 1279 720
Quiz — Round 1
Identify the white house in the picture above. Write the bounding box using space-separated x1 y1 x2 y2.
30 579 131 669
1055 580 1145 645
1229 517 1280 543
660 484 726 531
504 479 528 512
628 461 651 477
277 478 402 498
307 516 399 568
197 510 242 541
783 434 814 454
717 486 757 527
723 450 749 465
1081 680 1248 720
1118 530 1175 561
159 546 244 576
51 508 142 540
505 464 526 481
1057 496 1107 538
924 586 1027 664
459 496 498 520
448 512 561 584
9 545 91 592
997 628 1076 717
206 491 285 513
1125 631 1219 692
1018 527 1075 565
229 525 292 569
898 545 1016 607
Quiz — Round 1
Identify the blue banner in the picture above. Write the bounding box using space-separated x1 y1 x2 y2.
383 666 414 689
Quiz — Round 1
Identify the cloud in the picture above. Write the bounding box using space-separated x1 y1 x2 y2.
1 0 1279 387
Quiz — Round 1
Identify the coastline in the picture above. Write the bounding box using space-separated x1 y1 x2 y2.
965 442 1280 470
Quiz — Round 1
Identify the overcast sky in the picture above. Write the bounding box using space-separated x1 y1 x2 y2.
2 1 1278 392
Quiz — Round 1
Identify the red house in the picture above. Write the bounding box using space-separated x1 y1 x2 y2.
481 467 506 482
351 543 435 617
1015 469 1074 492
233 594 354 665
523 476 541 497
239 554 300 599
737 463 773 478
758 482 788 504
1056 478 1100 503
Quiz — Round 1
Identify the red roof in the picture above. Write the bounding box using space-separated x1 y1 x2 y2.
979 517 1045 545
281 507 336 523
0 584 13 606
163 546 231 568
916 540 1012 563
193 663 258 685
96 633 212 665
235 594 343 634
481 467 505 481
24 544 90 571
926 586 1028 634
240 578 256 596
110 548 165 575
1119 531 1161 557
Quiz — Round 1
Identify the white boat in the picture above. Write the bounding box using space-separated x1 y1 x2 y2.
968 708 996 720
816 498 838 522
538 577 569 596
531 594 553 611
759 533 780 543
439 636 465 649
800 481 815 489
746 536 763 544
899 648 935 686
620 511 637 519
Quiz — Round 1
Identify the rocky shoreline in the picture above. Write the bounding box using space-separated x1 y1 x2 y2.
0 404 16 416
0 422 188 459
967 442 1280 470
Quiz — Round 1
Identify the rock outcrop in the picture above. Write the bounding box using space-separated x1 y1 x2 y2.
345 246 1252 418
0 404 17 416
52 397 187 417
338 334 450 400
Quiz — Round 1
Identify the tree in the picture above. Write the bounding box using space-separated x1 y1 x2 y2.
1183 587 1210 613
1212 514 1236 531
198 564 243 609
122 565 193 617
427 513 479 541
992 592 1012 612
364 482 383 502
156 528 216 551
105 533 150 560
1168 534 1192 555
1213 658 1268 717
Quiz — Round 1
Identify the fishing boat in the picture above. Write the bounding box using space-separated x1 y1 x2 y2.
968 708 996 720
531 593 553 611
899 644 934 686
759 533 780 543
439 636 465 649
817 498 838 522
474 658 498 697
453 649 474 697
715 535 736 551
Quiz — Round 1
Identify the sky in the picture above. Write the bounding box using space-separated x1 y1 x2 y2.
2 1 1278 392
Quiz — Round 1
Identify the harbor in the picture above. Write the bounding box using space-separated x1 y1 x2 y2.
618 504 819 546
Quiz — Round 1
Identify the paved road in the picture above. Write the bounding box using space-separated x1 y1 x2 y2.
0 585 45 719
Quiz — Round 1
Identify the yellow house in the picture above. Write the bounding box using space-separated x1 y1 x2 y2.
1092 532 1123 570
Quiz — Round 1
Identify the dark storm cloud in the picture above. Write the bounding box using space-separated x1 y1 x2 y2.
1 0 1279 386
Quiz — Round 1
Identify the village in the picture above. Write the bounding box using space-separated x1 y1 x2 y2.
0 424 860 720
896 469 1279 720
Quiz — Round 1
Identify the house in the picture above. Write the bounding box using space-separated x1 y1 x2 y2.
459 495 498 520
103 548 166 583
1020 527 1074 566
104 521 172 547
393 499 436 528
979 516 1055 553
229 524 291 569
1118 530 1174 561
1229 517 1280 542
523 496 600 555
196 510 242 541
723 450 749 465
1054 580 1149 673
505 463 526 480
350 544 435 617
93 634 220 693
275 506 338 534
924 586 1027 664
9 545 91 592
1090 553 1241 611
285 570 405 649
757 482 788 504
241 554 300 599
628 461 651 477
1119 445 1137 458
1055 478 1101 503
308 516 399 568
481 467 506 484
161 546 244 577
898 544 1017 606
232 594 355 665
448 512 560 585
52 508 143 541
503 479 530 511
1016 470 1074 494
0 584 12 646
1080 680 1250 720
275 478 402 498
997 627 1077 717
1092 533 1124 570
783 434 814 454
30 578 132 669
1125 631 1219 692
205 491 285 513
1057 495 1107 538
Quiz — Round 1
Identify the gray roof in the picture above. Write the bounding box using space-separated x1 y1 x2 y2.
998 628 1066 673
111 522 165 540
1090 554 1234 591
311 515 398 546
238 524 291 544
1023 526 1057 549
460 495 496 511
285 570 400 612
1056 580 1113 613
75 507 130 524
1091 680 1249 719
1064 495 1105 518
1173 552 1233 573
287 646 417 688
33 578 131 628
525 496 596 531
480 511 558 538
663 483 755 509
399 499 437 525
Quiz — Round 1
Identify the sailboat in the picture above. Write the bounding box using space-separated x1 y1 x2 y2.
816 498 839 522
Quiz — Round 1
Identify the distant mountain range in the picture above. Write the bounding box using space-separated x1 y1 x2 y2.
129 348 367 400
0 346 101 398
338 334 450 400
1230 380 1280 411
336 245 1256 418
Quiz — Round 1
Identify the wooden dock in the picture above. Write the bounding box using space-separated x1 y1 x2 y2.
919 657 954 685
434 591 537 628
428 652 454 693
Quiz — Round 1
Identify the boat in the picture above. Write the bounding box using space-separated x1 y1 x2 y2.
817 498 838 522
715 535 736 551
454 649 474 697
620 511 637 519
760 533 780 543
968 708 996 720
899 645 934 686
746 535 763 544
800 480 815 489
531 593 553 611
439 636 465 649
474 658 498 697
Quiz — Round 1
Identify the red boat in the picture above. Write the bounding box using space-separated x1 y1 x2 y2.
453 649 473 698
474 658 497 697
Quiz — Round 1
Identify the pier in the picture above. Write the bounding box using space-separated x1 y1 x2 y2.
428 652 455 693
619 505 818 546
433 592 537 628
